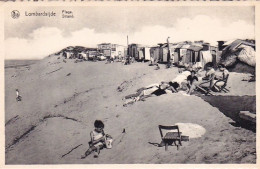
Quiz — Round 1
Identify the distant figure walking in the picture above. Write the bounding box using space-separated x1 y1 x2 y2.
16 89 22 102
81 120 112 159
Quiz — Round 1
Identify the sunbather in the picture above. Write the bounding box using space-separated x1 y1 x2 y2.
123 81 179 106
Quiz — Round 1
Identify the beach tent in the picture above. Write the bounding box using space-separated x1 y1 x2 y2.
237 45 255 67
79 52 87 60
200 51 213 68
139 50 144 60
220 39 255 68
144 48 151 61
169 44 178 63
173 44 184 64
158 44 168 63
180 44 191 64
220 41 255 74
150 47 160 63
161 48 168 62
158 43 178 63
65 51 72 59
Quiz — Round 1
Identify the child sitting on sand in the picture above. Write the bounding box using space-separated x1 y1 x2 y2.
81 120 107 158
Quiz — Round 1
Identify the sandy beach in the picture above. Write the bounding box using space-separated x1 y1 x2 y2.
5 55 256 164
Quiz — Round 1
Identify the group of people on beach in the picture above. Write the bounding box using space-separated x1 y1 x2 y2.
123 62 229 106
83 62 230 156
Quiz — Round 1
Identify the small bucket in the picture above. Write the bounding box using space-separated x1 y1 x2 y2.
105 137 113 149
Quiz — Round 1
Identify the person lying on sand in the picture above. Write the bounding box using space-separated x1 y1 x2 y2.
123 81 179 106
187 62 215 95
170 70 191 91
81 120 107 159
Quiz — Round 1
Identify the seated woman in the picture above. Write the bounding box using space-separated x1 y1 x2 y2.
213 63 229 91
215 63 229 80
187 62 215 95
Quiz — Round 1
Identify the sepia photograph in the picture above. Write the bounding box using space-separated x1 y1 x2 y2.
3 4 256 165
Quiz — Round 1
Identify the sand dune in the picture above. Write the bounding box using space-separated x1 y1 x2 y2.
5 55 256 164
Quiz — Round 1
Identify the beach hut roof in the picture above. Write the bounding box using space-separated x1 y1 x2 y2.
175 44 184 49
99 43 111 45
181 44 191 49
129 43 150 48
188 45 203 52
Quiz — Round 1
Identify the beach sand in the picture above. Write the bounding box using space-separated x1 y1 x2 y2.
4 55 256 164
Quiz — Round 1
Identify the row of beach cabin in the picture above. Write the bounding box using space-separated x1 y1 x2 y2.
61 42 218 68
60 39 255 69
128 41 219 68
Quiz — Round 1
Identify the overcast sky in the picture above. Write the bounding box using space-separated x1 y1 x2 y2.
5 6 255 59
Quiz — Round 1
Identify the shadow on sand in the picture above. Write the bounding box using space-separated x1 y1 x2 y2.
199 95 256 132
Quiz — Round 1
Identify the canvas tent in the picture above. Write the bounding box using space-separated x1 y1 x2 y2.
150 47 160 63
173 44 184 64
64 51 73 59
220 39 255 67
78 52 87 60
168 44 178 63
144 48 151 61
159 47 168 62
138 50 144 60
180 44 191 64
220 40 255 74
200 51 213 68
237 45 255 67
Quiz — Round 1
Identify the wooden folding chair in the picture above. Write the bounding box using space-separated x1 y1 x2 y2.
158 125 182 151
195 81 214 96
213 74 230 93
195 76 215 96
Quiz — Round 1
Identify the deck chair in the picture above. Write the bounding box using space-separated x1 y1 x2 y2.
195 75 215 96
158 125 182 151
195 81 214 96
213 74 230 93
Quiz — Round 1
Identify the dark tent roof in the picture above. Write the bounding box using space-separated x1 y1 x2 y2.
223 39 255 52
